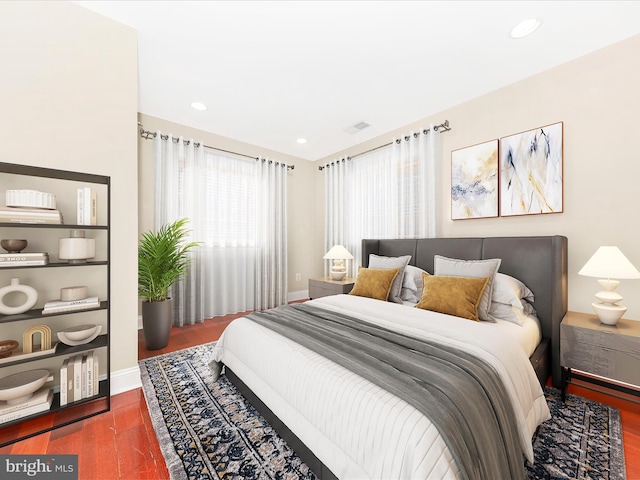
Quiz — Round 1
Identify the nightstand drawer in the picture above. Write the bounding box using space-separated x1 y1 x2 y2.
560 324 616 348
561 316 640 354
561 339 615 377
561 339 640 385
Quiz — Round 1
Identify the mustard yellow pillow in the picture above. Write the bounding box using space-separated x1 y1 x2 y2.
349 267 401 301
415 273 490 321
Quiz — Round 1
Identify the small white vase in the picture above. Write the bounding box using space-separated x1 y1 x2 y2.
0 278 38 315
59 229 95 263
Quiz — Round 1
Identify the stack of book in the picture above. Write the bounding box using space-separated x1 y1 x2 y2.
0 252 49 267
0 387 53 423
42 296 100 315
60 351 99 406
76 187 97 225
0 207 63 224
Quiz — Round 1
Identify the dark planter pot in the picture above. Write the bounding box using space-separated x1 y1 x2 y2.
142 298 173 350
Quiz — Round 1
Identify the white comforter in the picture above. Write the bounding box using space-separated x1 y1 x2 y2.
211 295 550 479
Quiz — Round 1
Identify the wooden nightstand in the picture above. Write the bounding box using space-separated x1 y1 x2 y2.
309 277 355 300
560 311 640 401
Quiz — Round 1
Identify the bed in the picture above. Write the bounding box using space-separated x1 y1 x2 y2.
211 235 568 479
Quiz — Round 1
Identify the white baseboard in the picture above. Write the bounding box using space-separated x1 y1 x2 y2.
288 289 309 302
138 314 143 330
111 365 142 395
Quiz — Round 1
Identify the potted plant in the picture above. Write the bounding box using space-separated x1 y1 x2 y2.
138 218 200 350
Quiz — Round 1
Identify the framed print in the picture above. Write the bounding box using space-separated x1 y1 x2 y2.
499 122 563 216
451 139 498 220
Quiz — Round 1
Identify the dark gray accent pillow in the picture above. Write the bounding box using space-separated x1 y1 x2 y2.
368 254 412 303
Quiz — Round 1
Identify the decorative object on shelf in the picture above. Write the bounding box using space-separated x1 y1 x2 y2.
0 252 49 267
0 278 38 315
60 285 88 302
0 369 52 405
138 218 200 350
451 139 498 220
58 229 95 263
578 246 640 325
0 344 57 366
22 325 52 354
0 239 27 253
323 245 354 281
76 187 97 226
56 325 102 346
0 386 53 423
0 340 18 359
499 122 563 217
42 295 100 315
6 189 56 209
0 206 63 224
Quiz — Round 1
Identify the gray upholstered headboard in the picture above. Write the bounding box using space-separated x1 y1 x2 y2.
362 236 568 388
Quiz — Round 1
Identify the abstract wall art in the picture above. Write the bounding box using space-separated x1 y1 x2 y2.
499 122 563 216
451 139 498 220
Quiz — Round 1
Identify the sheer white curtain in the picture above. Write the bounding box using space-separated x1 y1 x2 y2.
324 126 440 274
154 133 288 325
254 158 288 310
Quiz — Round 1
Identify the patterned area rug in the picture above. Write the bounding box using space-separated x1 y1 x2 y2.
139 343 626 480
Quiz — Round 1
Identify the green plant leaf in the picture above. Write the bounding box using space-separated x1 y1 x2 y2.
138 218 201 303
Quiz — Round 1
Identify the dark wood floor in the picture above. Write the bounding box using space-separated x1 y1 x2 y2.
1 311 638 479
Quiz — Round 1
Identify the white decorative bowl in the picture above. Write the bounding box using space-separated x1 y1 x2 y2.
59 324 98 341
57 325 102 346
0 369 52 405
6 189 56 210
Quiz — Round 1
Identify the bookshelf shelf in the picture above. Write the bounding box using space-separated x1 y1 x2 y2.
0 335 108 368
0 161 110 446
0 223 107 229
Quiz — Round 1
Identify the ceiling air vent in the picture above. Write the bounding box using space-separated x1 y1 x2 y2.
345 121 371 134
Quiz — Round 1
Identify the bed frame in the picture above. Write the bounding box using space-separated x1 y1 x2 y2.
362 235 568 389
226 235 568 479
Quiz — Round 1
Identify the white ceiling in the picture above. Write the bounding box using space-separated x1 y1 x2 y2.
75 1 640 161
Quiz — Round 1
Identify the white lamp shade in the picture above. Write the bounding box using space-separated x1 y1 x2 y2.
323 245 353 260
578 246 640 279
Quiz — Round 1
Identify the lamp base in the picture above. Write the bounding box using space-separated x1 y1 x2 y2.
329 271 346 281
592 302 626 325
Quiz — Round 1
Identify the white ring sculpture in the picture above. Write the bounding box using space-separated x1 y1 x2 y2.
0 277 38 315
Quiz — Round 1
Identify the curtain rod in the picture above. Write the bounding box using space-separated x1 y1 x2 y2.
138 124 294 170
317 120 451 171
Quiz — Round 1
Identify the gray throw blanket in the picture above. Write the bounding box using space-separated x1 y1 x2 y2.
236 303 525 480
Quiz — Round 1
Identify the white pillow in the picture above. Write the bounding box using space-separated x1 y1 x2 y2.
400 265 428 304
488 302 528 326
491 273 535 311
368 254 412 303
434 255 501 322
489 298 538 326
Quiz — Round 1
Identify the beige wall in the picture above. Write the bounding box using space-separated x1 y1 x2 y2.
314 34 640 321
137 113 316 297
0 2 139 376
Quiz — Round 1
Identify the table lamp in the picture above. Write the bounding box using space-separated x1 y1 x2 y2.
578 246 640 325
323 245 353 281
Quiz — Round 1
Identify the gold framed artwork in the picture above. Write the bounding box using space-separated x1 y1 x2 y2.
451 139 498 220
499 122 563 216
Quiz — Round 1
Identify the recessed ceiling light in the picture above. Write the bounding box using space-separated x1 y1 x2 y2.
510 18 542 39
191 102 207 111
296 138 307 144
